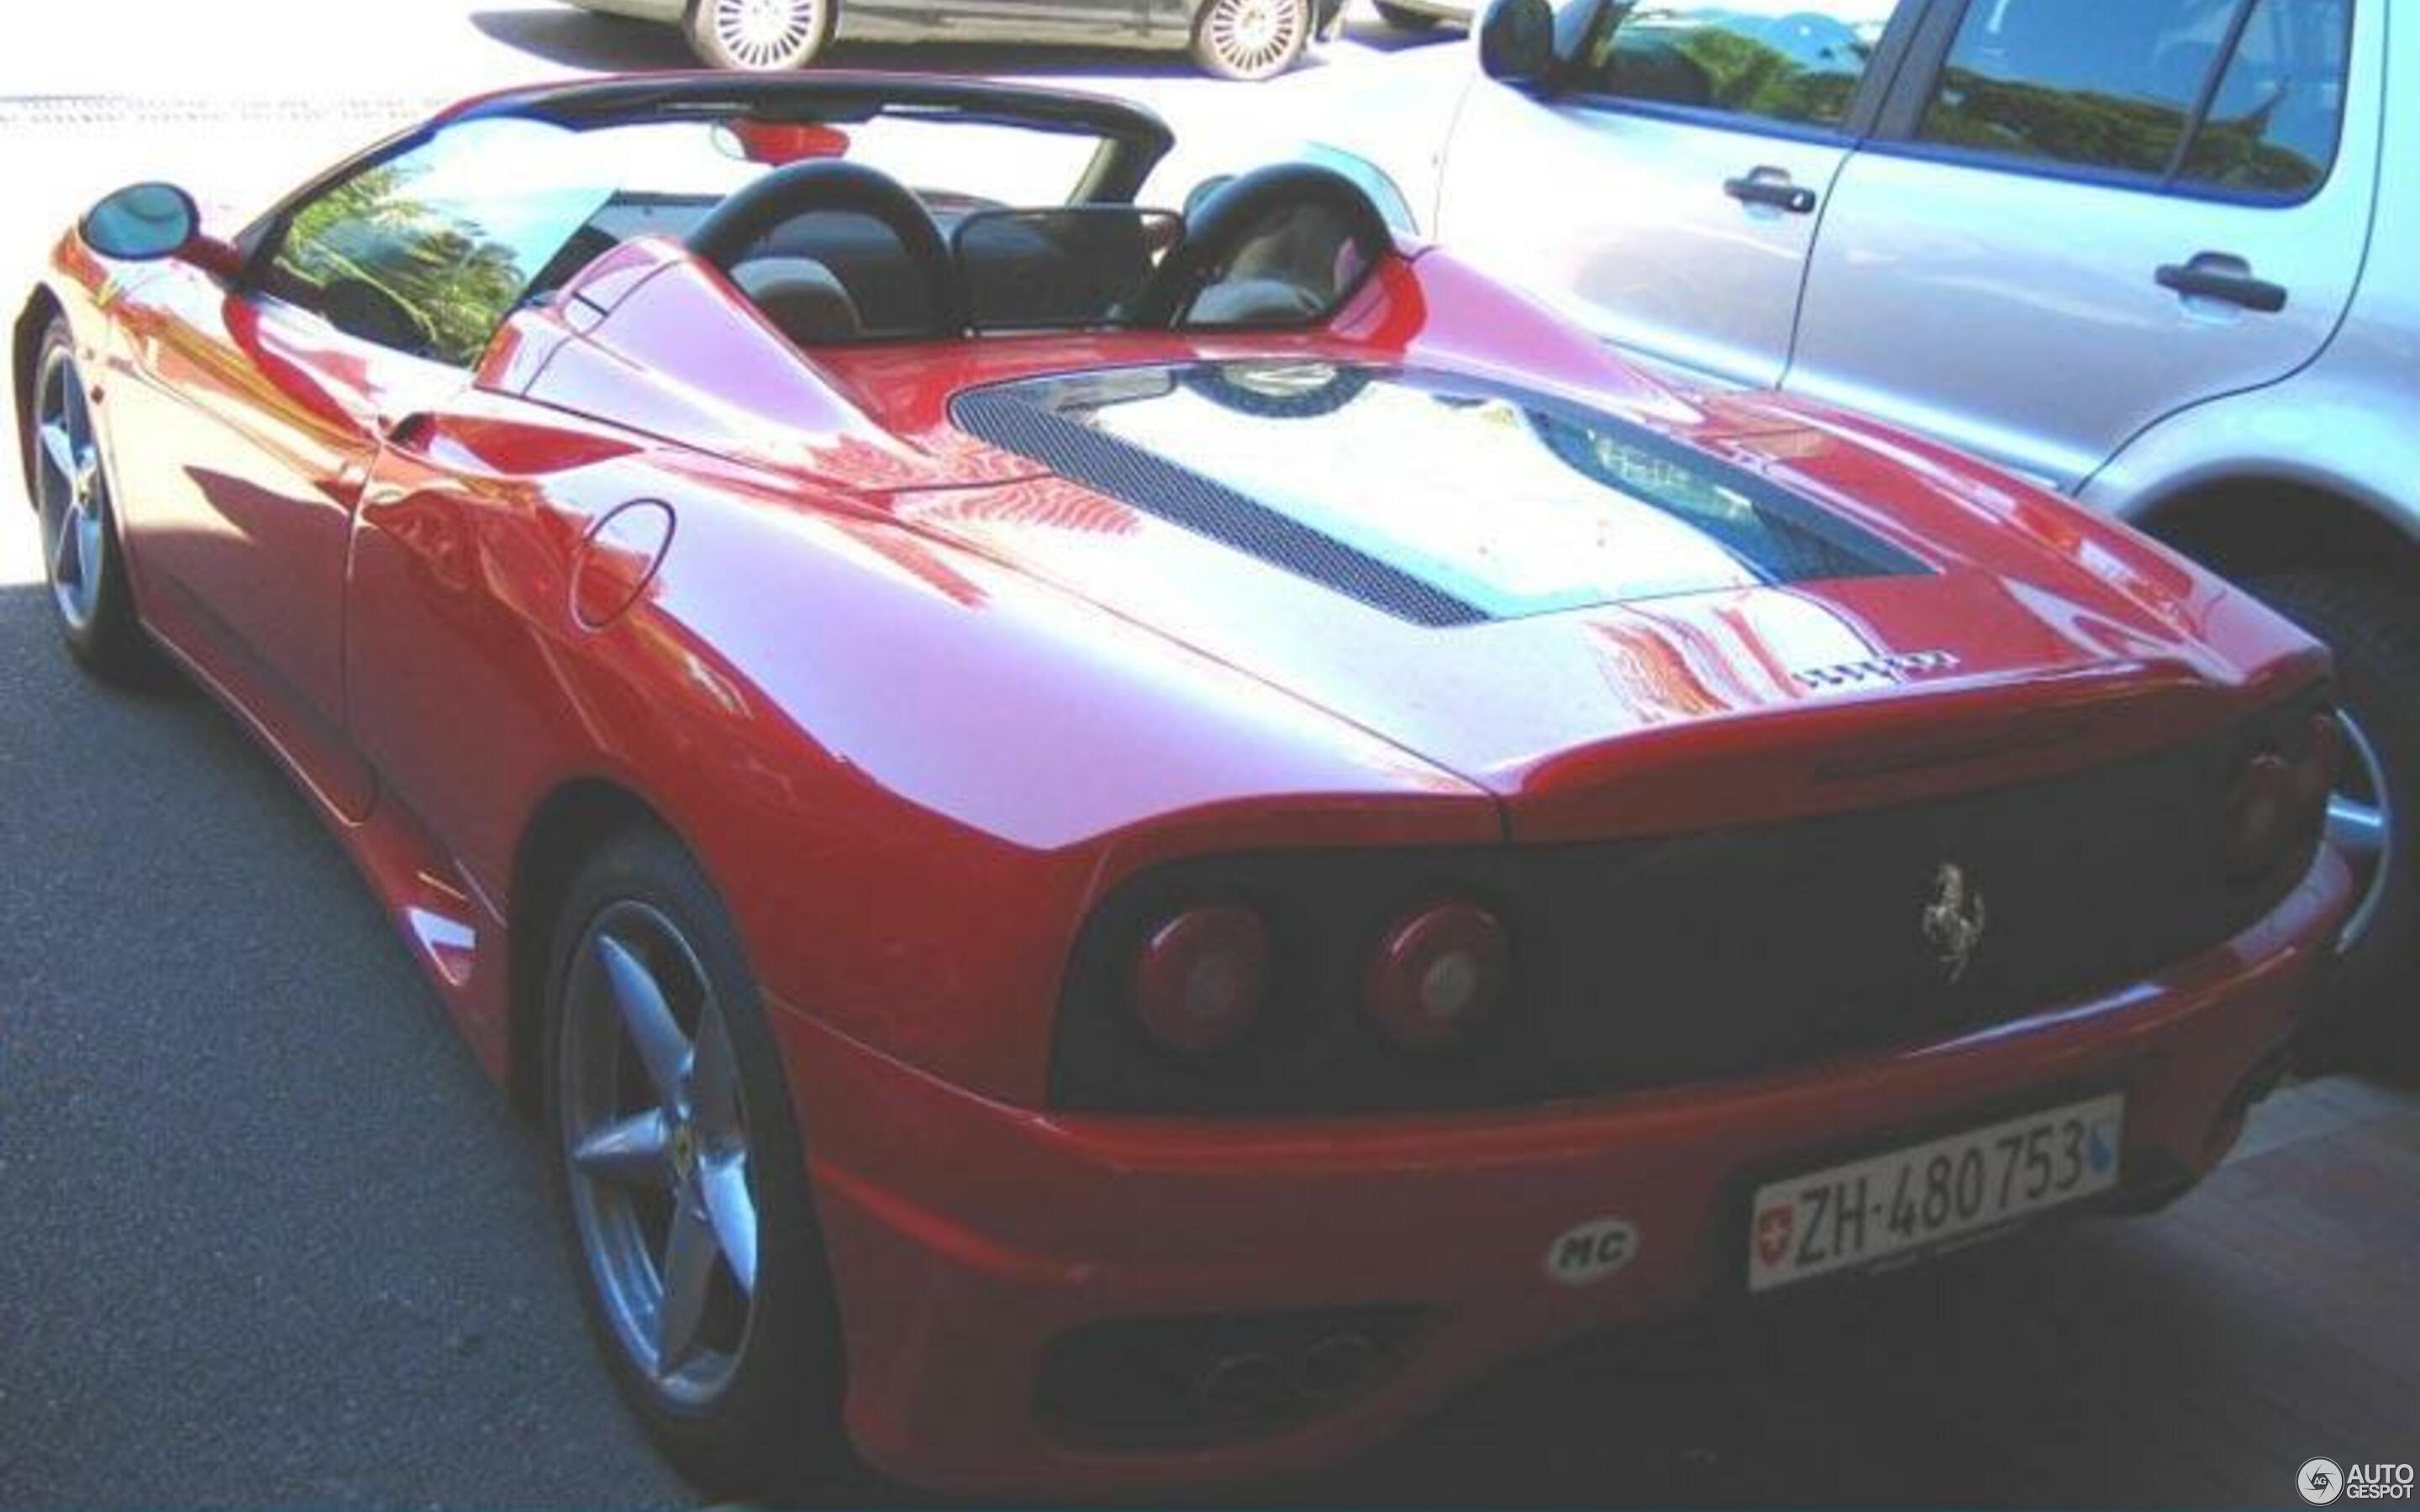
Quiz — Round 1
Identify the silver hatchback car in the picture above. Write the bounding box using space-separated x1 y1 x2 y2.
1328 0 2414 1046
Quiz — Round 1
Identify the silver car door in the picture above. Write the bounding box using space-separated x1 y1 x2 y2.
1784 0 2378 491
1434 0 1922 387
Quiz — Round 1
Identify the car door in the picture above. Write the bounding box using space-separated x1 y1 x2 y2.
109 117 609 817
1434 0 1924 387
1784 0 2376 491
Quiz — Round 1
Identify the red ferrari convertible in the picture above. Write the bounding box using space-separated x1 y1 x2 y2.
13 75 2354 1497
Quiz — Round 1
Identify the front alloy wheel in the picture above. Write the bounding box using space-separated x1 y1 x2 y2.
683 0 835 69
1192 0 1311 79
26 319 149 681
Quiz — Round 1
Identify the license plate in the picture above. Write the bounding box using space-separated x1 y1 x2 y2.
1747 1093 2124 1293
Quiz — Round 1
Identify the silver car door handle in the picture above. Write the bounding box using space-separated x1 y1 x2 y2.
1723 170 1818 214
2156 255 2289 314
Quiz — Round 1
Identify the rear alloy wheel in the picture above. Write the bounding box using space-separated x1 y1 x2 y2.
1192 0 1310 79
26 318 150 683
2247 569 2420 1064
683 0 834 69
1375 1 1443 29
548 826 850 1498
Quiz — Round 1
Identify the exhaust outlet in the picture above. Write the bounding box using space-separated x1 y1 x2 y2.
1198 1352 1287 1413
1294 1331 1379 1399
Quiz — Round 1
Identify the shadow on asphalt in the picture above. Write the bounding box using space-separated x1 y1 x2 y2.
467 3 1459 80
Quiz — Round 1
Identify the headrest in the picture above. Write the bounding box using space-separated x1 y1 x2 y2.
734 256 865 346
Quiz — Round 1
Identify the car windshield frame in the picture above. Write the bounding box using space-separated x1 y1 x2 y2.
232 75 1175 274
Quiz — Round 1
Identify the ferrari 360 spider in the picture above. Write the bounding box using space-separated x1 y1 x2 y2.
13 74 2354 1497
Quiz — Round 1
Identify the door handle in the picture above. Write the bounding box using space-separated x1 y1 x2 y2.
1724 169 1818 214
2156 255 2288 314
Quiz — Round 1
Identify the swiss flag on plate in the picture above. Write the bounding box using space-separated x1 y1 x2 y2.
1754 1203 1796 1268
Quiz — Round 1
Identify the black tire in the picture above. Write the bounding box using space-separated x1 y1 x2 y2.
23 318 154 685
1191 0 1312 79
2246 569 2420 1062
681 0 835 69
1375 1 1442 29
543 822 854 1499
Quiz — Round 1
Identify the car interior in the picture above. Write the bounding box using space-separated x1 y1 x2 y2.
534 155 1395 346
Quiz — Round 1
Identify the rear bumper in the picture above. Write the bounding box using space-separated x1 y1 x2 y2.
778 851 2351 1495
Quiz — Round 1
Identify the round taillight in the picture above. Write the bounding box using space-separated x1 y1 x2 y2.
2225 751 2293 877
1130 905 1272 1054
1364 901 1509 1053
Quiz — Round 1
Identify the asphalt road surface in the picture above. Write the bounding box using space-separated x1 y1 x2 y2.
5 7 2419 1507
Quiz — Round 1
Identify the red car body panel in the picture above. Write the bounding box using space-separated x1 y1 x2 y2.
796 854 2347 1492
17 84 2349 1489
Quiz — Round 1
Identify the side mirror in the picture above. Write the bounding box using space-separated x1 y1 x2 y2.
1478 0 1559 90
78 181 245 278
80 182 200 261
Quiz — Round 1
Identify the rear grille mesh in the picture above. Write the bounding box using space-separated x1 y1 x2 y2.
1050 691 2328 1115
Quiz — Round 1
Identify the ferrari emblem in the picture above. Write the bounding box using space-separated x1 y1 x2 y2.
1922 863 1987 983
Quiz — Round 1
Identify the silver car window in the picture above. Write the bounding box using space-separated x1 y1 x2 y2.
1565 1 1907 133
2178 0 2354 195
1916 0 2351 195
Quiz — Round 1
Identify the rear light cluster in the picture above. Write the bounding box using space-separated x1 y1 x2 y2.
1059 690 2337 1115
1128 898 1511 1058
1128 904 1270 1053
2224 711 2338 879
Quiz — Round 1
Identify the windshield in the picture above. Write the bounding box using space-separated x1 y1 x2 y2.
259 110 1123 362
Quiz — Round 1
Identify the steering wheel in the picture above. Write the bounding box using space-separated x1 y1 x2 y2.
683 159 964 336
1129 162 1394 329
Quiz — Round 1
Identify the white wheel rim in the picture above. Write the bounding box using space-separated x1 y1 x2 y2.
711 0 818 66
1206 0 1302 75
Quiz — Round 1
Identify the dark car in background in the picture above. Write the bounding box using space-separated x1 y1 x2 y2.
564 0 1344 78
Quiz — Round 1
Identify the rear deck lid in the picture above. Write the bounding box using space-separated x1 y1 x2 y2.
928 360 2267 837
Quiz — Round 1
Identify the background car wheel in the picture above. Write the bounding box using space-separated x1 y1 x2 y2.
545 823 852 1499
1191 0 1310 79
2247 569 2420 1063
1374 2 1442 29
682 0 835 69
24 319 153 684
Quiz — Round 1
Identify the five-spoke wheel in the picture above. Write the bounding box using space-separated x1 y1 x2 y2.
34 347 107 632
24 318 148 680
548 826 848 1497
560 900 762 1401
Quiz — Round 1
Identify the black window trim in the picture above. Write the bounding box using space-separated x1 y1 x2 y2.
1865 0 2354 209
